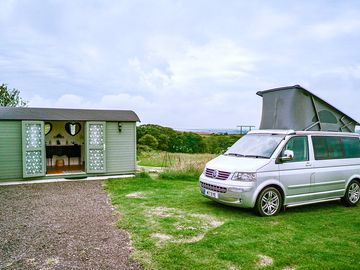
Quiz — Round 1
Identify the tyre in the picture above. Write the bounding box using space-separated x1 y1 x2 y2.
341 180 360 207
255 187 283 217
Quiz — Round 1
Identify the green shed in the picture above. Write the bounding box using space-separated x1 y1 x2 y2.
0 107 140 182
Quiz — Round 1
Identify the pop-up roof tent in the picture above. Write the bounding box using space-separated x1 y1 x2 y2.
257 85 359 132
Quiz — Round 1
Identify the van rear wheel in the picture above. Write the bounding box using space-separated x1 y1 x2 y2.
341 180 360 207
255 187 282 217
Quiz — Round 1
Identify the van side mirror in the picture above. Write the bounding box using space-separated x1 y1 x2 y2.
280 150 294 162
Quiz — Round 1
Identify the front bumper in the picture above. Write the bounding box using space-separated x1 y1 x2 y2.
199 174 256 208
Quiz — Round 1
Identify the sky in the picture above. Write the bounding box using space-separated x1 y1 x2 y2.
1 0 360 129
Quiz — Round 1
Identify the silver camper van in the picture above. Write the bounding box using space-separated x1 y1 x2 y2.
199 86 360 216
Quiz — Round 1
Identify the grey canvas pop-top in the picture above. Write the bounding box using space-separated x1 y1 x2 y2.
257 85 359 132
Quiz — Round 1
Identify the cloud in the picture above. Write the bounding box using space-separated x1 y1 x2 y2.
169 40 258 85
0 0 16 20
130 38 260 91
3 1 360 129
28 93 155 124
100 93 152 109
29 94 87 108
303 18 360 40
312 65 360 79
128 58 172 90
29 92 150 109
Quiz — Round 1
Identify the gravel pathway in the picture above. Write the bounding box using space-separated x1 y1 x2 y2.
0 181 142 270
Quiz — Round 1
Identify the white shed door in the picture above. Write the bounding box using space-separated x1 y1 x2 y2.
22 121 46 178
86 122 106 173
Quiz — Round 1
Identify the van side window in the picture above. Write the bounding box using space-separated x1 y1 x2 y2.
312 136 328 160
281 136 309 162
312 136 360 160
342 137 360 158
327 137 343 159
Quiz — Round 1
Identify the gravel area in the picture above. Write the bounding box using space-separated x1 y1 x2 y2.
0 180 142 270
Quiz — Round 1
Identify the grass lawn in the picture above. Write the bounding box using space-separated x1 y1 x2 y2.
106 174 360 270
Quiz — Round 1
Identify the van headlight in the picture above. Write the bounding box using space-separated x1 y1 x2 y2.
232 172 256 182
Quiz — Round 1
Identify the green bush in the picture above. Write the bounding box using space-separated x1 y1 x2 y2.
137 144 152 155
138 134 158 149
169 132 206 153
203 134 240 154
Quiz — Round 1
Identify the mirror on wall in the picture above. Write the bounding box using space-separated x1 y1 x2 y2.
65 122 81 136
44 122 52 135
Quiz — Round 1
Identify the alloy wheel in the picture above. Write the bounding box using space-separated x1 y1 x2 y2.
348 182 360 204
261 190 280 216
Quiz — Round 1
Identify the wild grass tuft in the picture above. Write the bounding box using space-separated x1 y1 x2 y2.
138 151 215 168
157 152 213 181
139 151 214 181
159 168 201 181
136 171 152 179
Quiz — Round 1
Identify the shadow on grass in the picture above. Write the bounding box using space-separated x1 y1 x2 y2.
283 199 346 215
201 198 352 218
200 200 256 217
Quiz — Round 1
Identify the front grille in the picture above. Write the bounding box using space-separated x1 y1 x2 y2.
205 168 231 180
200 181 227 193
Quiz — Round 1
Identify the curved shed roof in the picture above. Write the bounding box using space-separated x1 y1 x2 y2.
0 107 140 122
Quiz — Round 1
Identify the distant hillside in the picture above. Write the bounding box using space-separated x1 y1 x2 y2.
137 124 241 154
175 128 241 135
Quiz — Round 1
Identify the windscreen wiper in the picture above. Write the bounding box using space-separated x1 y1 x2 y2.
243 155 268 159
225 153 245 157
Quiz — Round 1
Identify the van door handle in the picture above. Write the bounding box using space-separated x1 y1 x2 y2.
305 162 312 167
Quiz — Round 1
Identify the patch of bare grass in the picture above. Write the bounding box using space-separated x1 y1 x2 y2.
125 192 147 198
282 267 296 270
151 233 173 245
145 206 224 246
257 255 273 268
148 207 182 218
190 213 225 228
172 234 205 244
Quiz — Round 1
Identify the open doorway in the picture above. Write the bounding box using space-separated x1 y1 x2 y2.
45 121 85 175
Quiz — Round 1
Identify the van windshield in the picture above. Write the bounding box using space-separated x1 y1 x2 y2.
225 134 285 158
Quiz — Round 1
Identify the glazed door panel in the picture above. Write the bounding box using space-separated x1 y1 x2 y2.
86 122 106 173
22 121 46 178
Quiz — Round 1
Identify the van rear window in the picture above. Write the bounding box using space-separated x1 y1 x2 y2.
312 136 360 160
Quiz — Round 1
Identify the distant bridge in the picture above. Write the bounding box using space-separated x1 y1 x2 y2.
237 125 255 134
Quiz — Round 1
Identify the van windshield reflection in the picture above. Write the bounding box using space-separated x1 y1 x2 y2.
225 134 285 159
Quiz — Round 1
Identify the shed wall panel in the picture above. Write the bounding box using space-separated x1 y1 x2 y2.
106 122 136 174
0 121 22 180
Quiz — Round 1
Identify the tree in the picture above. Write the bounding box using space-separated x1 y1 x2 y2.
139 134 159 149
157 134 170 151
0 84 28 107
137 124 177 150
169 132 206 153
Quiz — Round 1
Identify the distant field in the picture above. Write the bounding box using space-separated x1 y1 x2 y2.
138 151 216 169
106 174 360 270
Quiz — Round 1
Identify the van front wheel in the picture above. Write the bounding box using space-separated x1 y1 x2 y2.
341 180 360 207
255 187 282 217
